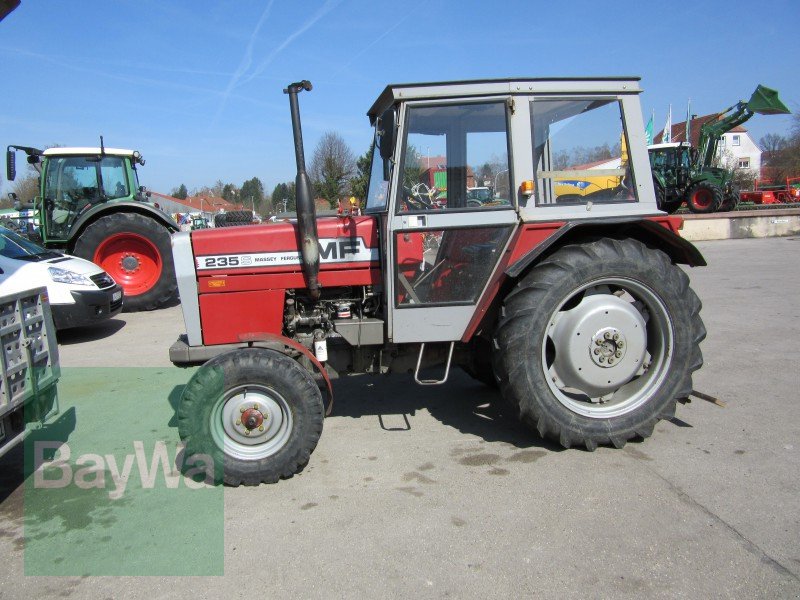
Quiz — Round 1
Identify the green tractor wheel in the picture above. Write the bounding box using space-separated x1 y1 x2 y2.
73 213 178 311
686 182 724 214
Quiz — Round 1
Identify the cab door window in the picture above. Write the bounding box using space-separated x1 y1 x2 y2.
397 102 512 212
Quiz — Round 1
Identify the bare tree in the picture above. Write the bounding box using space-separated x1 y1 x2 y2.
310 132 356 206
10 172 39 205
759 133 787 154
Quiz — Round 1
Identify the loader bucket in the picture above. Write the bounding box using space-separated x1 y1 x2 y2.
747 85 790 115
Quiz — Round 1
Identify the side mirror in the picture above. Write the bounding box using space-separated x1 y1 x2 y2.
378 108 396 161
6 148 16 182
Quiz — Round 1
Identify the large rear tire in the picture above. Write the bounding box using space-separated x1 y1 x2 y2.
214 210 253 228
492 238 705 451
73 212 177 312
686 182 724 214
178 348 324 486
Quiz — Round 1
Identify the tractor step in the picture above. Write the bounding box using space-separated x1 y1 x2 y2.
414 342 454 385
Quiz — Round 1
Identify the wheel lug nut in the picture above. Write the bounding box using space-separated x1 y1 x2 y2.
239 407 246 413
608 358 614 365
235 419 241 426
599 357 605 363
258 425 264 432
615 351 622 358
595 339 602 346
604 332 611 340
244 429 251 435
613 333 619 340
617 341 624 348
593 348 600 355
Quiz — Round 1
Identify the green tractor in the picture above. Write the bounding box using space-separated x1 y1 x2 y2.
649 85 790 214
6 143 178 311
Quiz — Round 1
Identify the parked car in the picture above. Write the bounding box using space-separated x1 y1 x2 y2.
0 226 123 330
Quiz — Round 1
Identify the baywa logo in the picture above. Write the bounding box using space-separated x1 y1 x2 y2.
33 441 216 500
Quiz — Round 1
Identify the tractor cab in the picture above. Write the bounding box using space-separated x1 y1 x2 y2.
37 148 144 243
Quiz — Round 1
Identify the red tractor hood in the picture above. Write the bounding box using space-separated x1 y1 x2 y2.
191 215 380 276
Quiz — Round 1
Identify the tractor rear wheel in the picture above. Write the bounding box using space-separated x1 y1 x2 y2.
492 238 705 451
73 212 177 311
178 348 324 486
686 182 724 214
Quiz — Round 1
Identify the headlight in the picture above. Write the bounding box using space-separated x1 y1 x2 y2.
48 267 94 286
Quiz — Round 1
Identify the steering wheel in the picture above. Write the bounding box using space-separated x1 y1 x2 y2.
402 182 436 210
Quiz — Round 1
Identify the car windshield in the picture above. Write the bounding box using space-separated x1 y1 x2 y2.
0 227 60 261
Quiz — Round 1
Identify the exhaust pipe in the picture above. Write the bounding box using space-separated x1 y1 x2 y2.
284 80 321 301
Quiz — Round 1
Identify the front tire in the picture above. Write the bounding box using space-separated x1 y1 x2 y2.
73 212 177 311
492 238 705 451
178 349 324 486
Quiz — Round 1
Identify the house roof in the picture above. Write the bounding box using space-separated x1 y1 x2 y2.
654 113 748 146
149 191 245 212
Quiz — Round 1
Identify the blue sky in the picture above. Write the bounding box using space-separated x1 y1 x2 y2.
1 0 798 196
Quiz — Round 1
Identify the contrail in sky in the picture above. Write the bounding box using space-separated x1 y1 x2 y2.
215 0 277 120
239 0 343 87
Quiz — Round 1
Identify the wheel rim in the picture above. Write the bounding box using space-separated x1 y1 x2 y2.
692 188 713 209
93 232 163 296
210 385 293 460
542 277 674 419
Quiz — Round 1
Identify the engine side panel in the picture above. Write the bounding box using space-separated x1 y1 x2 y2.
200 289 286 345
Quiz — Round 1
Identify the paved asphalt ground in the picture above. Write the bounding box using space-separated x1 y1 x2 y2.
0 237 798 598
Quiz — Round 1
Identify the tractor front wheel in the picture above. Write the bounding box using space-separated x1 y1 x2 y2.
686 182 724 214
73 212 177 311
178 348 324 486
492 238 705 450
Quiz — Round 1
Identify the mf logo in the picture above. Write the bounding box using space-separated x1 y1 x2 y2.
319 238 361 260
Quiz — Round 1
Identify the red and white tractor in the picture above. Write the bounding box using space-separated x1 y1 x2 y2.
170 78 706 485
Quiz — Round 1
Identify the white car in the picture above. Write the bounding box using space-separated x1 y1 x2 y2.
0 226 123 330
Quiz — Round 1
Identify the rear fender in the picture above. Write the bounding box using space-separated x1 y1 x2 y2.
462 217 705 342
507 217 705 278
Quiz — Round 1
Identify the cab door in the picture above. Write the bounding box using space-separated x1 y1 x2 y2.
387 99 519 343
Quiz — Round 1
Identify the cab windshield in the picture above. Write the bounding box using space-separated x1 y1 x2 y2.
364 139 389 212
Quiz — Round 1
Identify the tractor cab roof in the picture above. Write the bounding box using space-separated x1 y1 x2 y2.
648 142 690 150
367 76 642 122
42 147 139 157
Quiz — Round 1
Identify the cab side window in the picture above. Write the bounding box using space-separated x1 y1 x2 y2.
530 99 636 206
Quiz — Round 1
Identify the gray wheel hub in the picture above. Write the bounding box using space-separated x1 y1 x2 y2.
121 254 140 272
549 294 648 398
212 385 293 460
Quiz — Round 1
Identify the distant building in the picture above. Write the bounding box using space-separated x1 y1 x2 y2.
149 192 247 223
654 114 761 176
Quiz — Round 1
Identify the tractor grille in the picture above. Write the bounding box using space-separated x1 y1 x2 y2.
90 272 116 289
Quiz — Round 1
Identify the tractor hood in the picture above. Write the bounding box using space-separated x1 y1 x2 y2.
191 216 380 277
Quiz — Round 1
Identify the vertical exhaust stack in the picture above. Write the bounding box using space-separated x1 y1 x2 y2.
284 80 321 301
